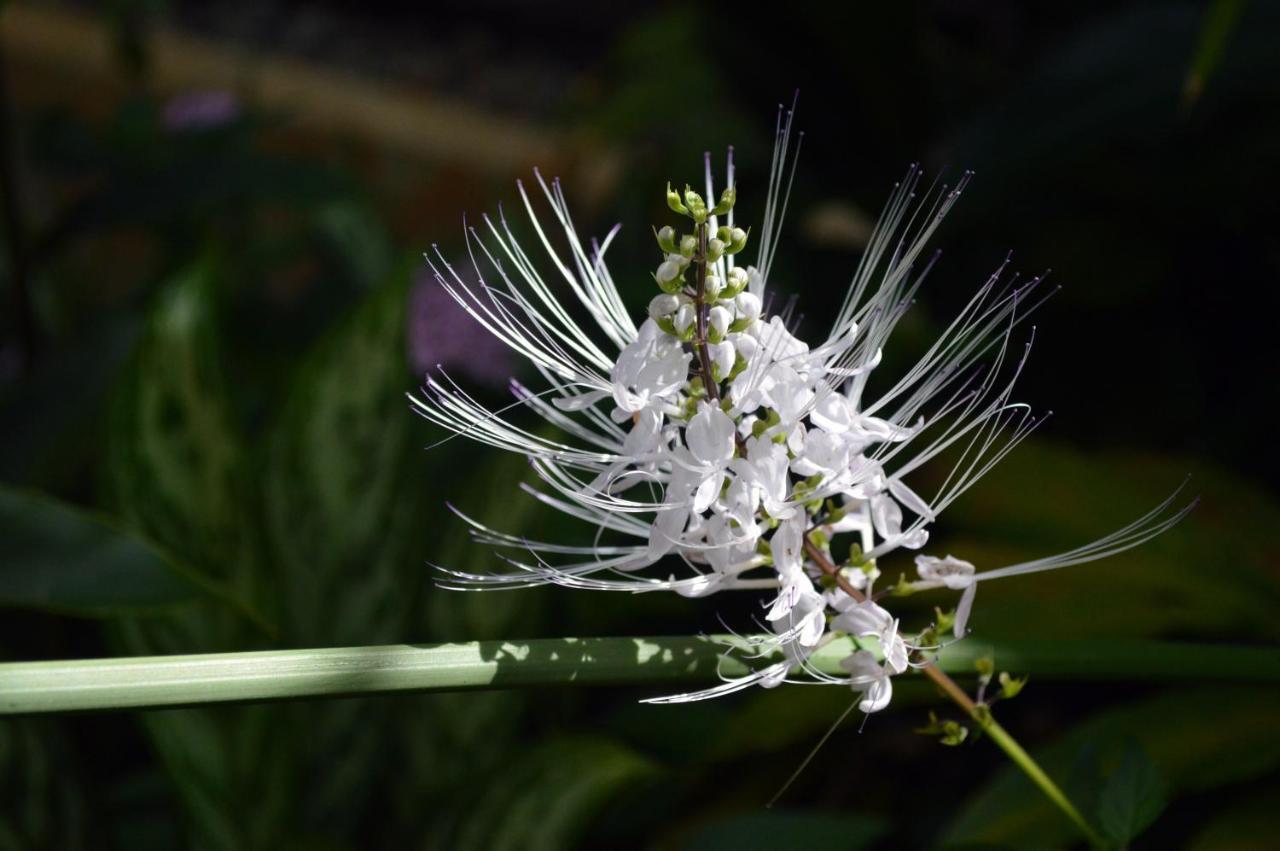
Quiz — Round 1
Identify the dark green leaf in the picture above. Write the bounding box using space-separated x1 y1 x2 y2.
431 737 655 851
0 487 206 615
103 256 256 595
1095 740 1167 847
1183 0 1247 108
0 719 89 849
261 259 419 645
1187 783 1280 850
681 810 887 851
942 686 1280 849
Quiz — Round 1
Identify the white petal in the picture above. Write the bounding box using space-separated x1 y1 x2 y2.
686 404 736 467
693 471 724 513
871 494 903 538
954 582 977 637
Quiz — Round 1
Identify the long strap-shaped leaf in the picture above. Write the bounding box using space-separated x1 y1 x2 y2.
2 637 1276 715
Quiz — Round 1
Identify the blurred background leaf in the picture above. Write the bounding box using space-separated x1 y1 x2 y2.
0 486 214 616
942 686 1280 849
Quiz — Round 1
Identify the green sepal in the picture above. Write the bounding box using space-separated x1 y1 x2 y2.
711 186 736 215
666 183 688 215
655 225 677 254
998 671 1028 699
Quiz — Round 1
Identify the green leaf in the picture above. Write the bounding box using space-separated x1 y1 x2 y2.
103 256 257 597
0 719 89 849
312 202 396 291
432 737 655 851
1188 783 1280 850
941 686 1280 849
0 486 208 615
1095 740 1167 847
1183 0 1247 108
261 258 420 644
681 811 887 851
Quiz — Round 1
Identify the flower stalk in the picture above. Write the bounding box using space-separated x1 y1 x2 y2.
692 220 721 403
2 637 1275 716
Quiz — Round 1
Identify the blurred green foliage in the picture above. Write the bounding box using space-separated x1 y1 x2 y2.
2 2 1278 849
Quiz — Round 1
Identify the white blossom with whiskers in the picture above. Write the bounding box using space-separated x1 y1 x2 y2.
416 104 1192 712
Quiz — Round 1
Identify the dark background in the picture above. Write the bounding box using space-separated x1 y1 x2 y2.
2 2 1277 849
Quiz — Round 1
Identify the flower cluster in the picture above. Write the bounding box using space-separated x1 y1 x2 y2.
413 109 1190 712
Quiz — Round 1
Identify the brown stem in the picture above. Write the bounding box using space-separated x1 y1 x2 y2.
691 222 720 403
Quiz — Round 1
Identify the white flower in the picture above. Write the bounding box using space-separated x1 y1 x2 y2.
840 650 895 713
419 105 1192 714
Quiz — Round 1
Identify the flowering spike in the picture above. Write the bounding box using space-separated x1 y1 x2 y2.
416 106 1192 716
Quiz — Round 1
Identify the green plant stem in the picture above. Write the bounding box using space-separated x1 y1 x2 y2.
922 659 1106 847
1 636 1276 716
979 710 1108 847
803 536 1115 846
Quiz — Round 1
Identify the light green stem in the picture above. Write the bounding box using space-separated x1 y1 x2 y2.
978 711 1108 848
0 636 1275 715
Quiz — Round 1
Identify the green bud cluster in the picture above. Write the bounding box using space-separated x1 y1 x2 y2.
916 711 970 746
666 182 737 224
655 184 749 293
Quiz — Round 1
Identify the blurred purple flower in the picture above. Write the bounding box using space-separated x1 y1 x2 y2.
407 273 512 386
162 90 241 132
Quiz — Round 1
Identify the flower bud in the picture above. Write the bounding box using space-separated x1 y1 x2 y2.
679 235 697 258
707 238 726 263
666 183 688 215
709 340 736 380
724 266 750 297
735 291 762 322
673 303 696 336
655 260 680 284
711 185 736 215
648 293 680 320
683 186 708 223
654 260 684 294
708 305 732 341
727 227 749 254
655 225 677 254
704 273 724 301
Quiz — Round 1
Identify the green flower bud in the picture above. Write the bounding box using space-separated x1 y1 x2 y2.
704 273 724 301
655 259 681 284
914 711 969 747
666 183 688 215
724 266 749 298
727 226 749 254
974 654 995 685
711 185 736 215
648 293 680 320
707 238 726 263
679 234 697 258
655 225 677 254
998 672 1028 699
933 606 956 635
683 186 708 223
